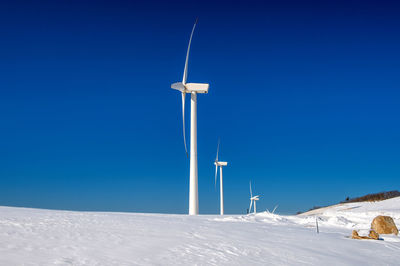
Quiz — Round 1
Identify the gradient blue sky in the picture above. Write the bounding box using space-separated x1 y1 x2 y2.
1 0 399 214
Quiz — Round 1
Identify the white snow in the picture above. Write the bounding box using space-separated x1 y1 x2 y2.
1 197 399 265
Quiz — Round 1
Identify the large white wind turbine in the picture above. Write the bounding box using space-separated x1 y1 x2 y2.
214 140 228 215
249 181 260 214
171 18 209 215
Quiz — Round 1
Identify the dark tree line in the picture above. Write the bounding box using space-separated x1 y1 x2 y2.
342 190 400 203
297 190 400 215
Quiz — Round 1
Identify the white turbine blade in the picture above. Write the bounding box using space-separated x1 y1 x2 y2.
272 205 279 214
249 181 253 198
215 139 220 162
249 200 253 213
181 92 188 157
182 18 198 84
214 165 218 188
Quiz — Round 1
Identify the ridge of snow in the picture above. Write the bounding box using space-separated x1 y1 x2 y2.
1 197 399 265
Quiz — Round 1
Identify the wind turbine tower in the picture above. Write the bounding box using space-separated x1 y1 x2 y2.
249 181 260 214
171 19 209 215
214 140 228 215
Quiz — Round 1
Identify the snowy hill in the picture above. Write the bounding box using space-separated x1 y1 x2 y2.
300 195 400 217
1 198 399 265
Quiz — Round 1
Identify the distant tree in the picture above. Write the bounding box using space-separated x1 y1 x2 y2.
346 196 350 201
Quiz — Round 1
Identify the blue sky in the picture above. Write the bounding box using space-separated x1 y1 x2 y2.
1 0 399 214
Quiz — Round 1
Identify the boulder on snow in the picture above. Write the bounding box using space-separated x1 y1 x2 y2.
371 216 398 235
351 230 379 240
368 230 379 240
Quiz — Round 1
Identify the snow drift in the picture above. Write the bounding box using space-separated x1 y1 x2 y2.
1 197 399 265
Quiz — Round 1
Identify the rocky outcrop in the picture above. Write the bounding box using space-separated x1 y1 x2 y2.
371 216 399 235
351 230 379 240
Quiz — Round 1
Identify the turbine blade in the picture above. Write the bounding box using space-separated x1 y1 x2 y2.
249 181 253 198
216 139 220 162
249 200 253 213
214 165 218 189
182 18 198 84
181 92 188 157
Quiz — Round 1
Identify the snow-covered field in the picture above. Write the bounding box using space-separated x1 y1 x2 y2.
1 197 399 265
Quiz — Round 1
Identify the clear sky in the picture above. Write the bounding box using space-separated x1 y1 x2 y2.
1 0 399 214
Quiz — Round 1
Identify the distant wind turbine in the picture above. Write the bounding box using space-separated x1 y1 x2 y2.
171 18 209 215
214 140 228 215
249 181 260 214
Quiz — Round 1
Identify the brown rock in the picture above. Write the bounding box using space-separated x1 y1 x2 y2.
351 230 379 240
371 216 399 235
368 230 379 240
352 230 361 239
352 230 370 240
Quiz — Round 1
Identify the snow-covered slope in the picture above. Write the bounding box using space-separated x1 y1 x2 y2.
299 196 400 230
300 196 400 217
1 198 399 265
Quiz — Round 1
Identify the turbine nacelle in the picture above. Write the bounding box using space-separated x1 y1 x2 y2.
214 161 228 166
171 82 209 94
250 196 260 201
